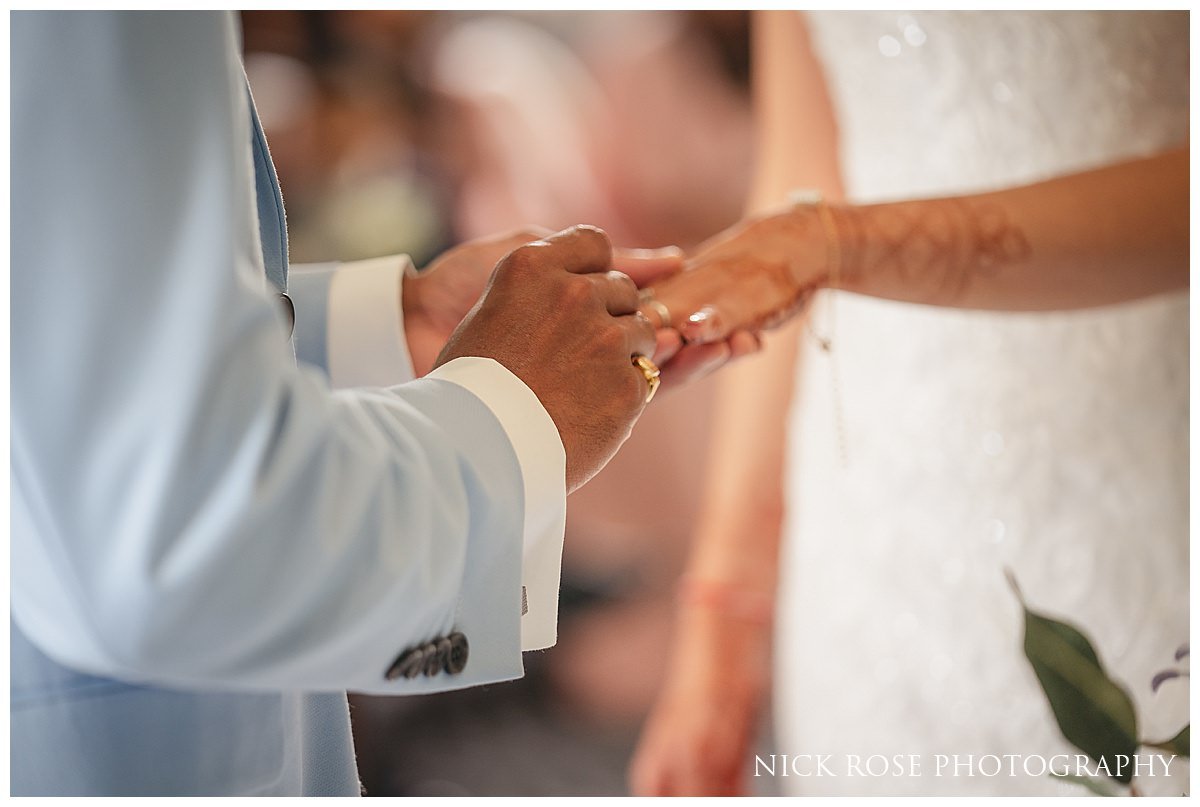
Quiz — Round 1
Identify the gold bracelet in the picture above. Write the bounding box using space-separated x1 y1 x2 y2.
789 189 849 466
788 189 840 351
788 188 841 294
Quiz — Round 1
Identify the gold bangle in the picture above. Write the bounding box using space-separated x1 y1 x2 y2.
789 189 849 466
788 188 840 291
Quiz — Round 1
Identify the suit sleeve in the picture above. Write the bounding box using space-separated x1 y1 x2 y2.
290 254 568 651
10 10 565 694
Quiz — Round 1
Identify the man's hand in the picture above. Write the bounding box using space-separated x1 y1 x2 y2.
404 229 550 377
434 225 658 492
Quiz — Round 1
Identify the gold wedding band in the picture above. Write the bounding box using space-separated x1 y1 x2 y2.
632 354 661 403
638 289 672 329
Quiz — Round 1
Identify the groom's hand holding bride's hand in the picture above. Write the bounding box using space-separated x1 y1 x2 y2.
639 205 834 344
423 225 758 492
404 225 764 391
612 248 764 387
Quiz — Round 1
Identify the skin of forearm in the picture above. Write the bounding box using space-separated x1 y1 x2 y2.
684 10 840 594
686 319 804 590
832 146 1188 311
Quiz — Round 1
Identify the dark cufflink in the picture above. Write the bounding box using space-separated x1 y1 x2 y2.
426 637 453 677
445 632 469 675
384 646 425 681
384 632 469 681
421 641 444 677
277 292 295 339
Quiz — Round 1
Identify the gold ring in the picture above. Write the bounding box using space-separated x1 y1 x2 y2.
632 354 661 403
638 289 672 329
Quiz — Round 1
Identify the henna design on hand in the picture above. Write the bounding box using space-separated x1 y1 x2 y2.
835 199 1031 304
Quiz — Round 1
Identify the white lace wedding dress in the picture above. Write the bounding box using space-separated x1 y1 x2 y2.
775 12 1188 796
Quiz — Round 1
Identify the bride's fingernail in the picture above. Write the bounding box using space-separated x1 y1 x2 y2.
682 306 719 343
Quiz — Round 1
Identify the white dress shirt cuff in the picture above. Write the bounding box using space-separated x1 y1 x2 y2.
327 255 417 388
426 357 567 651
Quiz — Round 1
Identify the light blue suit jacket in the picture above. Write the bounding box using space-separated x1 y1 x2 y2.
12 12 542 795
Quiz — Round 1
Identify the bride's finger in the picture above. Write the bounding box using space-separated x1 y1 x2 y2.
726 329 763 360
658 341 731 388
679 305 729 345
654 330 762 391
613 246 685 288
652 329 684 366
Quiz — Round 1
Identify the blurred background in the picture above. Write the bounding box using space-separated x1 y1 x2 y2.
241 10 761 796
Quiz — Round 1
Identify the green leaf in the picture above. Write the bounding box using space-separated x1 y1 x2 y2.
1015 587 1139 784
1049 771 1118 796
1147 724 1189 758
1006 571 1099 666
1027 609 1100 667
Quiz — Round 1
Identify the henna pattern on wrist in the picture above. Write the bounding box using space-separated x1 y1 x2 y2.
834 199 1031 303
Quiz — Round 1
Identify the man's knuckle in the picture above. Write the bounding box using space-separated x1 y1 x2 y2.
607 268 635 288
562 275 595 307
573 224 613 258
573 222 609 243
503 243 544 273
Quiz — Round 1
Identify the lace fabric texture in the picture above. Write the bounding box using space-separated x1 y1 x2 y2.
775 11 1188 795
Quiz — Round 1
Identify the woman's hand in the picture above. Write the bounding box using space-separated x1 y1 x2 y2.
640 205 832 345
628 605 774 796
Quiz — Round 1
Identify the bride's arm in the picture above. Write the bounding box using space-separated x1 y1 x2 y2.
649 143 1188 340
836 147 1188 310
629 11 838 796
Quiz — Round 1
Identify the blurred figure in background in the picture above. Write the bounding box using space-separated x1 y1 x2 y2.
243 10 452 266
243 10 757 795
